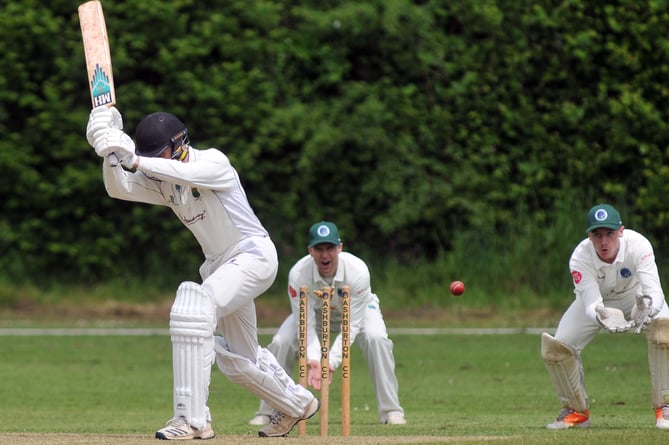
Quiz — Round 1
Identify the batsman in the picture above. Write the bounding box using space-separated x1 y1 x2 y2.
85 107 319 439
542 203 669 430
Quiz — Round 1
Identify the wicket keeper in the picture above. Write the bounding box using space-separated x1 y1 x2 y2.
248 221 406 426
542 204 669 429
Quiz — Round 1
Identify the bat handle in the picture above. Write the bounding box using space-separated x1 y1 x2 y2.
109 152 119 167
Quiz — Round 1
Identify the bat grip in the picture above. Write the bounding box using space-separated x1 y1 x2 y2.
109 152 119 167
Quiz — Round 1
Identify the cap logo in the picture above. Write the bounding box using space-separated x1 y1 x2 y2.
594 209 608 221
317 225 331 237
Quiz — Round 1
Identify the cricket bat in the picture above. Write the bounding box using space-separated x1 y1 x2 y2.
78 0 119 166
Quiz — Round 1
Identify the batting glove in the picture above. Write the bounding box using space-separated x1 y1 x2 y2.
86 106 123 147
595 304 634 333
631 294 659 334
117 151 139 170
103 128 138 169
90 129 109 157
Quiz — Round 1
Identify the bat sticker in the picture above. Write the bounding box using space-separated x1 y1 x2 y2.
91 63 113 107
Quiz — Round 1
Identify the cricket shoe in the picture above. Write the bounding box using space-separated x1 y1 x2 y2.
155 416 215 440
385 411 407 425
546 408 590 429
655 404 669 429
258 398 320 437
248 414 270 426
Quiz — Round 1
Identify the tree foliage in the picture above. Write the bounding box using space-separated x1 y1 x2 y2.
2 0 669 284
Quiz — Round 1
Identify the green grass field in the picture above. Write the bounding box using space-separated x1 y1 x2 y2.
1 329 669 444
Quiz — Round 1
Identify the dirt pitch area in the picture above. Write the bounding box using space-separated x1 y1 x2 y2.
0 433 518 445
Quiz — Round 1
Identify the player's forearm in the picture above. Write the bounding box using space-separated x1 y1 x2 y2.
328 333 343 370
102 163 162 204
306 334 321 363
136 151 234 190
575 281 604 324
638 267 665 310
102 161 132 199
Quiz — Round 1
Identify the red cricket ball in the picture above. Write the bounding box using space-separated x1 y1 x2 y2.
450 280 465 296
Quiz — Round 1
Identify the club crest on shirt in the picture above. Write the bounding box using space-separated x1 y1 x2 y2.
572 271 582 284
620 268 632 278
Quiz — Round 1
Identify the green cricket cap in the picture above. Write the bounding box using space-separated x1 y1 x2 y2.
585 204 623 234
308 221 341 247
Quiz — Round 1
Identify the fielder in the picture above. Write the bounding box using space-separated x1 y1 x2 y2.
542 203 669 429
86 107 319 439
248 221 406 426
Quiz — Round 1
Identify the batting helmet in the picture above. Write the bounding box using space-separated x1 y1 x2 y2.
135 112 189 159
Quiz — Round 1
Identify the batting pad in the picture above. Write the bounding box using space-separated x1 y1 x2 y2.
541 333 589 412
647 318 669 407
214 336 313 418
170 281 217 429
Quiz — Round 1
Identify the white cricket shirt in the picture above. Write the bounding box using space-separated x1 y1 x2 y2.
102 147 268 259
569 229 664 323
287 251 377 369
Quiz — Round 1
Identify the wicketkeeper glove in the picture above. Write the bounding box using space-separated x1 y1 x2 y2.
86 106 123 147
595 304 634 333
631 294 659 334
